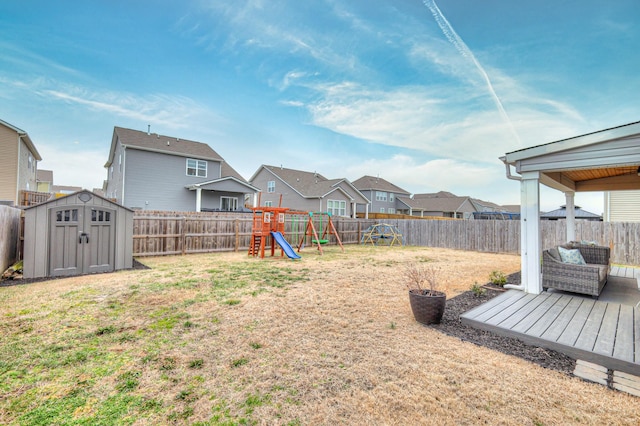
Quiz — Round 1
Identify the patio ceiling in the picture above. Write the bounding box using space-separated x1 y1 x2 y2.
504 121 640 193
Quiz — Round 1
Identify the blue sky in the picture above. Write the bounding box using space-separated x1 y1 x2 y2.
1 0 639 214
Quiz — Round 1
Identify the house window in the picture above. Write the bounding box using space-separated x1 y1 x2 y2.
264 201 273 207
267 181 275 193
327 200 346 217
388 208 395 214
376 191 387 201
186 159 207 177
221 196 238 211
389 193 394 202
28 154 33 171
380 208 385 213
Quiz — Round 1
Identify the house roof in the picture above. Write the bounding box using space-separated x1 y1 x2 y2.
0 118 42 161
410 195 473 212
352 175 411 195
105 127 224 168
251 165 369 202
104 126 248 182
36 169 54 183
187 176 259 192
541 205 602 219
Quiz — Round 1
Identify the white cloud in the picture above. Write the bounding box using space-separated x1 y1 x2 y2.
37 145 106 190
43 86 223 132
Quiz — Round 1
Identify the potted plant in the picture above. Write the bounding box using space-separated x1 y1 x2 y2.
404 262 446 325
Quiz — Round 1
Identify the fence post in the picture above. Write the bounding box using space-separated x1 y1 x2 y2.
181 217 186 255
234 219 240 252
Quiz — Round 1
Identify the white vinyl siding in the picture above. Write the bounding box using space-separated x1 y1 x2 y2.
186 158 207 177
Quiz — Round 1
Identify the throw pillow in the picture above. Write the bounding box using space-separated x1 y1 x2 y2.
558 246 586 265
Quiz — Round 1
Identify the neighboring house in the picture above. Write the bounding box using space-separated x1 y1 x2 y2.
0 119 42 206
103 126 258 212
352 175 411 214
52 185 83 196
249 165 370 217
397 191 477 219
604 190 640 222
541 205 602 221
36 169 54 193
396 191 516 219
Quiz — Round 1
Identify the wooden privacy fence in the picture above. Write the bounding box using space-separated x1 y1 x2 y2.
133 212 375 256
132 211 640 265
0 205 21 273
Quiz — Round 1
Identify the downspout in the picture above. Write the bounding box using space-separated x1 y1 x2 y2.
121 146 126 205
500 156 525 291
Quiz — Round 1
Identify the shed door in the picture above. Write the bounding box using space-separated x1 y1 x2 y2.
49 206 116 277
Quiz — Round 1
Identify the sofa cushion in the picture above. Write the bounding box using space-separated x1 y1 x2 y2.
558 246 586 265
597 265 608 282
547 247 561 262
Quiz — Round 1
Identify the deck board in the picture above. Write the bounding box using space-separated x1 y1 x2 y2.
511 293 562 334
614 305 635 362
460 289 640 376
574 302 607 352
593 304 620 356
540 296 582 341
527 294 571 337
464 290 525 322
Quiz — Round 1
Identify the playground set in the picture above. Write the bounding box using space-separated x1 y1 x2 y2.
248 198 343 259
360 223 403 246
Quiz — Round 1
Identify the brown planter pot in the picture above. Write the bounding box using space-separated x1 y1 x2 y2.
408 289 446 325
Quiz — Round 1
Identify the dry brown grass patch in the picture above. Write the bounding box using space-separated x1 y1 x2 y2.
1 245 639 425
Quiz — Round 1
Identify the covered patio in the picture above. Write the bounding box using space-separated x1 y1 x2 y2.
463 121 640 394
501 121 640 294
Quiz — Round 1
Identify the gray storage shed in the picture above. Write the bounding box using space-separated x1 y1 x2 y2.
23 190 133 279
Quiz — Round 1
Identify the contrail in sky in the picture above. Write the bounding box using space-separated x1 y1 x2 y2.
422 0 521 145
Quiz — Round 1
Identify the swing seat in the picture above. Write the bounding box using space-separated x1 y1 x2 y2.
312 239 329 244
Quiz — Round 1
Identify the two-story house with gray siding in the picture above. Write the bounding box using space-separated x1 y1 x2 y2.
249 165 369 217
103 127 258 212
0 119 42 206
352 175 411 215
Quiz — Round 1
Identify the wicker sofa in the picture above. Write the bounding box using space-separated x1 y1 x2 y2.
542 242 610 297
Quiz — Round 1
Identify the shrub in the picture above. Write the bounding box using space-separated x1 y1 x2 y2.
489 270 507 286
470 282 486 296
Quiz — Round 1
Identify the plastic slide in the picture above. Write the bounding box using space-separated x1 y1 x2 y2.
270 232 301 259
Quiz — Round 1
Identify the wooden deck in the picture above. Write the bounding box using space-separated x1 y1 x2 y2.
460 285 640 377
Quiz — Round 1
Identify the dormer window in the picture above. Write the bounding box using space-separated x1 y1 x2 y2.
186 159 207 177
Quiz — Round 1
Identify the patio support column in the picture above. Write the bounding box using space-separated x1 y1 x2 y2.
520 171 542 294
195 188 202 212
565 191 576 242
